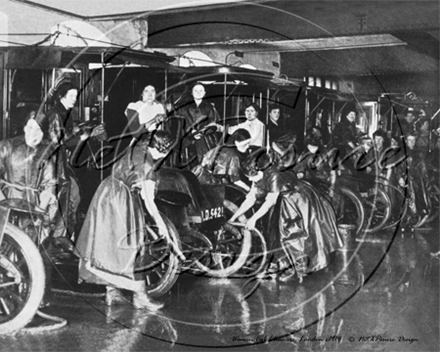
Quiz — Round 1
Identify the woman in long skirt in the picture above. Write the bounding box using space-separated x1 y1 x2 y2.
229 151 343 282
76 130 174 310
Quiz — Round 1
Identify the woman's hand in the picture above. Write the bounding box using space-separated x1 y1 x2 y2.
245 217 257 231
399 177 406 187
90 124 106 137
297 172 304 179
155 113 167 123
156 221 169 240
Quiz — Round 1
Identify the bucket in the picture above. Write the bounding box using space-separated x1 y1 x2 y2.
337 224 357 251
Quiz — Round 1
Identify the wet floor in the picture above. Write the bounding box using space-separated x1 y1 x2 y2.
1 227 439 352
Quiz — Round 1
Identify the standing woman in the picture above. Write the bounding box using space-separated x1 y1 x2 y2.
332 108 358 159
125 85 167 136
46 82 104 253
76 130 175 310
180 83 220 164
229 151 342 282
228 103 265 147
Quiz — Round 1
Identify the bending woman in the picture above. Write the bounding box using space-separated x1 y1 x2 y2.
76 130 174 310
229 151 343 282
193 128 256 192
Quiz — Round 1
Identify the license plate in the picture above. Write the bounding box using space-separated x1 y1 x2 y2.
201 206 224 222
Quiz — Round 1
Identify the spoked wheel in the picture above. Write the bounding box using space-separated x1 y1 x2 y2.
331 186 365 236
361 187 392 234
0 223 45 335
144 215 182 298
195 200 252 278
179 229 213 275
234 228 267 278
417 184 439 228
380 183 409 230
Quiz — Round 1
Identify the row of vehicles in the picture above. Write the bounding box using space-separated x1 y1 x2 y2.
0 46 437 334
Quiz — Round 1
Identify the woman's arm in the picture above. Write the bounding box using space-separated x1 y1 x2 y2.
245 192 279 230
233 180 250 192
141 179 168 238
229 187 257 222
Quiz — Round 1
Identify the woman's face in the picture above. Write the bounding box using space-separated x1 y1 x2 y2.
60 89 78 109
421 120 429 131
149 147 167 160
269 109 280 122
307 144 318 154
245 106 258 121
406 136 416 149
235 138 251 153
374 136 384 149
346 111 356 123
248 171 263 183
404 113 415 123
192 85 206 100
360 139 372 152
142 85 156 104
24 118 43 148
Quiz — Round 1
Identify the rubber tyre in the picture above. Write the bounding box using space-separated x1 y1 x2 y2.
0 223 45 335
363 188 392 234
333 186 365 236
195 199 252 278
145 214 182 298
234 228 268 278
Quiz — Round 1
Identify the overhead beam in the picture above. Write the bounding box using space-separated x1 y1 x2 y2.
165 34 407 53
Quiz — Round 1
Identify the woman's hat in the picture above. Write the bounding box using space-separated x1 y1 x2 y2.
243 150 272 177
372 129 387 140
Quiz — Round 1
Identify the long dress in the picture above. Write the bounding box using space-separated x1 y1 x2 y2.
397 148 430 221
254 166 343 276
125 100 165 134
332 117 357 158
180 100 220 164
46 102 81 238
76 141 158 291
0 135 56 294
0 135 55 205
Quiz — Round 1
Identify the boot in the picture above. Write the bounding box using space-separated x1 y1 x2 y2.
39 245 53 308
132 292 163 311
105 286 127 306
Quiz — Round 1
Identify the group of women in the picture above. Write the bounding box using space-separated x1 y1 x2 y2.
70 82 346 311
37 81 435 312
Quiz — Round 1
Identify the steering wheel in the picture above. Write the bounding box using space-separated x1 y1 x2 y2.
191 124 218 138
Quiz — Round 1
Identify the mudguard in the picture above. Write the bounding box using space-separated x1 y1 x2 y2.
0 205 11 245
156 167 224 220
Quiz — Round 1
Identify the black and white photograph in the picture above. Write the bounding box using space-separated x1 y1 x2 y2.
0 1 438 351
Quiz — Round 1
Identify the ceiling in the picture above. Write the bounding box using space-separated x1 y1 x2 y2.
146 0 439 79
7 0 439 99
10 0 248 20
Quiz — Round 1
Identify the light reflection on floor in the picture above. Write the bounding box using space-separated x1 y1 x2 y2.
1 228 439 352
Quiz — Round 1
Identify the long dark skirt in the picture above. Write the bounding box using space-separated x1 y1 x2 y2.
278 180 343 275
76 176 152 291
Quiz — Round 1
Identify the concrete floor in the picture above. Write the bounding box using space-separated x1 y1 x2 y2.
1 227 439 352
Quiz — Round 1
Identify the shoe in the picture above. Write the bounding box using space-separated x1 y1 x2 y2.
53 237 79 256
105 287 127 306
132 292 163 311
278 267 296 283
